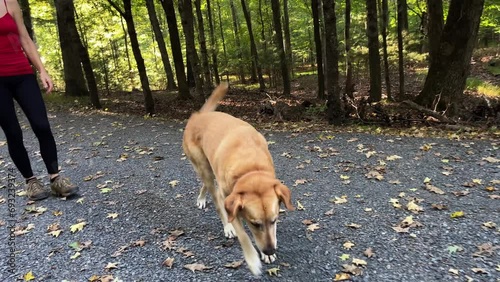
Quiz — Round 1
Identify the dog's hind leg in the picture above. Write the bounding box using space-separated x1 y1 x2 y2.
184 146 214 209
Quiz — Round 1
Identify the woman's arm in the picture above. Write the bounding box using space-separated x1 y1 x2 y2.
8 0 53 93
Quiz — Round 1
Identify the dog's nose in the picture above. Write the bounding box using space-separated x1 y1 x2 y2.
262 247 276 256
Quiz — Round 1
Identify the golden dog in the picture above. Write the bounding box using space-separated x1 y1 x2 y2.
182 83 294 276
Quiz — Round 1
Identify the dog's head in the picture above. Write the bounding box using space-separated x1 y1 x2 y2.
224 175 294 256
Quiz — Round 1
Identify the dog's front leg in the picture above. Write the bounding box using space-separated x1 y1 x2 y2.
210 185 237 238
231 219 262 276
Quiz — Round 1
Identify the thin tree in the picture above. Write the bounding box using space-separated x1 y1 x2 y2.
206 0 220 85
216 0 230 83
178 0 204 99
108 0 155 115
397 0 405 98
312 0 324 98
159 0 192 100
283 0 293 77
241 0 265 90
145 0 176 90
344 0 354 99
426 0 443 70
380 0 392 100
271 0 291 96
415 0 485 114
229 0 246 84
195 0 212 89
322 0 342 124
365 0 382 102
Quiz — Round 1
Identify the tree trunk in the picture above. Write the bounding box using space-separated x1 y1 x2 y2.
365 0 382 102
19 0 34 41
344 0 354 99
108 0 155 115
159 0 192 100
178 0 204 99
380 0 392 101
271 0 291 96
401 0 409 30
206 0 220 85
323 0 342 124
145 0 176 90
283 0 293 77
229 0 246 84
241 0 265 90
312 0 324 99
426 0 443 69
120 17 134 88
195 0 212 89
216 0 229 83
397 0 405 98
415 0 485 113
54 0 88 97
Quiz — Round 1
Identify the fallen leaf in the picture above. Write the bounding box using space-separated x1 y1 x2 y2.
104 262 118 271
346 223 361 229
49 230 62 237
324 209 334 216
70 222 86 233
450 211 465 218
392 226 410 233
294 179 308 186
70 252 81 260
482 221 496 229
163 257 175 268
331 196 348 205
296 200 305 211
107 213 119 219
342 264 363 276
425 183 445 195
447 245 463 254
386 155 402 161
431 203 448 210
334 273 351 281
363 248 375 258
452 190 470 197
184 263 212 273
352 258 367 267
23 271 35 281
471 267 488 274
343 241 355 250
169 180 179 187
224 260 243 269
449 268 459 275
339 254 350 261
307 223 320 232
365 170 384 181
389 198 402 209
483 156 500 163
407 201 423 213
266 267 280 276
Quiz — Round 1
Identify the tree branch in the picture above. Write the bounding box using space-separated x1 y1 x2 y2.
107 0 125 18
401 100 456 124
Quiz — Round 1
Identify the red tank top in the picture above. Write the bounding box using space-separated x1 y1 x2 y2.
0 0 33 77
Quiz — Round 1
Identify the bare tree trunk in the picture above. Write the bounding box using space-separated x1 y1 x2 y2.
229 0 246 84
159 0 192 100
108 0 155 115
397 0 405 98
54 0 88 97
271 0 291 96
312 0 324 99
207 0 220 85
283 0 293 78
323 0 342 124
401 0 409 30
365 0 382 102
146 0 176 90
380 0 392 101
19 0 34 41
241 0 265 90
259 0 270 83
426 0 443 69
195 0 213 89
415 0 484 114
344 0 354 99
216 0 230 83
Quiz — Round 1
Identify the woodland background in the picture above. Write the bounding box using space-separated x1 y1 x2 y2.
20 0 500 126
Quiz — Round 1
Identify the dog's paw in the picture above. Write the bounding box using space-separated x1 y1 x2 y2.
223 223 237 238
260 252 277 264
247 254 262 276
197 196 207 209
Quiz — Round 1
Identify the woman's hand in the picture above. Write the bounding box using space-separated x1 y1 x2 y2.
39 70 54 93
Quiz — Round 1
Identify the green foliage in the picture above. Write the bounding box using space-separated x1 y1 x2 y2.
466 77 500 97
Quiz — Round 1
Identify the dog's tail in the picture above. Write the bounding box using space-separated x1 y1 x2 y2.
199 83 229 113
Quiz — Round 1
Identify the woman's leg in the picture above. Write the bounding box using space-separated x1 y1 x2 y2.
12 74 59 175
0 76 35 179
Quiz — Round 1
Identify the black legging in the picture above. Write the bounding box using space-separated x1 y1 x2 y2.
0 74 59 178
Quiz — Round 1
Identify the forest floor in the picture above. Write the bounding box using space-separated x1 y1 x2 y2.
45 49 500 141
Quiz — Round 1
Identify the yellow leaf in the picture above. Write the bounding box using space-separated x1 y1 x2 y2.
334 273 351 281
407 201 423 213
52 210 63 216
343 241 355 250
340 175 350 180
307 223 320 232
449 268 459 275
107 213 119 219
23 271 35 281
352 258 367 267
482 221 496 229
169 180 179 187
70 252 81 260
76 197 84 204
389 198 402 209
386 155 402 161
339 254 350 261
105 262 118 270
451 211 465 218
70 222 86 233
296 200 305 211
472 179 482 185
331 196 348 205
49 230 62 237
266 267 280 276
423 177 432 184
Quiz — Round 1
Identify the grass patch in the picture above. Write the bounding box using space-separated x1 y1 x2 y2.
43 92 90 106
486 64 500 76
467 77 500 97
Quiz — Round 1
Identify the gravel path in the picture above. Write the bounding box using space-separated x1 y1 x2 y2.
0 111 499 282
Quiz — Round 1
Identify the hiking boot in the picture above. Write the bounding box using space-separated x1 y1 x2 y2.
26 178 50 201
50 176 79 197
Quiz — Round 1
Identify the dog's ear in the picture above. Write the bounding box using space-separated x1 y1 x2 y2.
224 192 243 222
274 183 295 211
